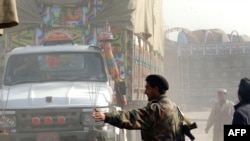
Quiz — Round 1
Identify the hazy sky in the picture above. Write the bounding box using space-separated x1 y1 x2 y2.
163 0 250 39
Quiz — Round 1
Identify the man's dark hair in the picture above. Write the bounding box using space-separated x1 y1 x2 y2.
145 74 169 94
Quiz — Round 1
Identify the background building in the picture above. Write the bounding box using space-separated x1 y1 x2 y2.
165 28 250 110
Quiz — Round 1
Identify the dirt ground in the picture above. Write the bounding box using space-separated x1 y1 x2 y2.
184 110 213 141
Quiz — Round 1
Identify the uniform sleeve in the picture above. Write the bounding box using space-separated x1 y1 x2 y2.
104 105 158 130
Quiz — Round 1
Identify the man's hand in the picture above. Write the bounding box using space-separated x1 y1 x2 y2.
92 108 106 122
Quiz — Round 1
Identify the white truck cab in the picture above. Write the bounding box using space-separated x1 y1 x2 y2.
0 45 120 141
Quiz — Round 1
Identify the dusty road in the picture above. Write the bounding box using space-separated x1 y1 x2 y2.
185 111 213 141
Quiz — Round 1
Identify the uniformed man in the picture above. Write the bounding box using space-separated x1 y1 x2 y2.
92 74 184 141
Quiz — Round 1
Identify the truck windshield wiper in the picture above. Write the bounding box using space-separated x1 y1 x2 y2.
49 76 90 81
73 75 106 81
71 76 91 81
10 79 41 86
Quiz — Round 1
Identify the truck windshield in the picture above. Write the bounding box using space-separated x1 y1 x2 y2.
3 52 107 86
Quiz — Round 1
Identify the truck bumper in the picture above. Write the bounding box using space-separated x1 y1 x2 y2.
0 129 116 141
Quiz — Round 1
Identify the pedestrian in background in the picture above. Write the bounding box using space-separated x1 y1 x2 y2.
92 74 184 141
232 77 250 125
205 88 234 141
114 81 127 109
113 80 128 141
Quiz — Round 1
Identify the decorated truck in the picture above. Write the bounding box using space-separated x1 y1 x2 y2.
0 0 165 140
0 45 124 141
0 0 165 100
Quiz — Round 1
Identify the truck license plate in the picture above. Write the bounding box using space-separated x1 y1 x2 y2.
37 133 58 141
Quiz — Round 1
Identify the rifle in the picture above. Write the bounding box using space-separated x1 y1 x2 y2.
182 122 197 140
177 107 198 141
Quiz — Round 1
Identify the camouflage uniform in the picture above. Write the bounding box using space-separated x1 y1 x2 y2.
104 95 184 141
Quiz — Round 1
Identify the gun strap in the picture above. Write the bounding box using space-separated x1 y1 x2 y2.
177 106 192 125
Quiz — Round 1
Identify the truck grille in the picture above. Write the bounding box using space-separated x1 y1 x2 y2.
16 108 85 132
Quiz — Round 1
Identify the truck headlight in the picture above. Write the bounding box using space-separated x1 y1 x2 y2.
0 111 16 128
0 115 16 128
